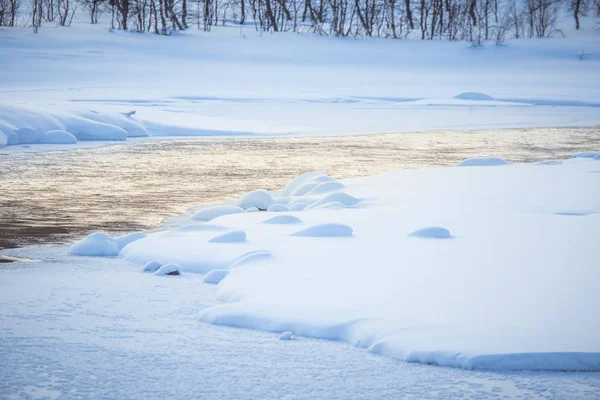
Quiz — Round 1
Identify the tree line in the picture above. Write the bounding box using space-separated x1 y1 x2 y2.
1 0 598 43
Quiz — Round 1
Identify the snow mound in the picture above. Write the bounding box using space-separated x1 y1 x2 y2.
283 171 327 196
40 130 77 144
408 226 453 239
0 130 18 147
204 269 230 284
154 264 181 276
305 192 361 210
231 251 274 267
306 181 345 195
191 205 246 221
279 331 295 340
78 110 148 138
290 182 319 196
267 204 291 212
453 92 495 101
175 224 226 232
262 215 302 224
15 128 42 144
291 223 354 237
115 232 147 250
245 207 260 213
209 230 247 243
142 260 162 273
289 203 308 211
310 201 345 211
573 151 600 159
237 189 275 210
456 157 511 167
68 232 119 256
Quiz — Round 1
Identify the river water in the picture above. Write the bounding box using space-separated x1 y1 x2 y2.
1 126 599 250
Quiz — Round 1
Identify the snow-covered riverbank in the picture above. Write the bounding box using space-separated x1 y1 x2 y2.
2 17 600 152
3 153 599 380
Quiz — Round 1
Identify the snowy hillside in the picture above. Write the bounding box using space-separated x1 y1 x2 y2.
1 15 599 151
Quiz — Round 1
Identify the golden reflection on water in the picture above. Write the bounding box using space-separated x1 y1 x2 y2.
1 126 599 249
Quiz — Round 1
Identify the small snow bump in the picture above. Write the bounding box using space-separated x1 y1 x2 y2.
237 189 275 210
456 157 511 167
279 331 295 340
209 230 247 243
453 92 494 101
154 264 181 276
204 269 230 284
267 203 291 212
409 226 453 239
291 223 353 238
262 215 302 224
192 205 246 221
68 232 120 257
142 260 162 273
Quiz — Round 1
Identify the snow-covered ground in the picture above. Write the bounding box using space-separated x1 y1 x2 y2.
2 154 599 398
1 15 600 152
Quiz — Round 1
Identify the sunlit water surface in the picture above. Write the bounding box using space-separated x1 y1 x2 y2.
1 126 599 250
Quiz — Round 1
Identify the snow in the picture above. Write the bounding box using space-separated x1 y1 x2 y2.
203 269 230 284
306 181 345 195
208 230 247 243
291 223 354 238
456 157 512 167
573 151 600 159
237 190 275 210
191 205 246 221
408 227 453 239
279 331 295 340
283 172 327 196
40 130 77 144
114 232 147 250
154 263 182 276
141 260 163 273
453 92 495 101
267 204 291 212
68 232 119 257
262 215 303 225
304 192 361 210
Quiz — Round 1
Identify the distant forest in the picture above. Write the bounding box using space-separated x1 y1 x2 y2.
1 0 598 43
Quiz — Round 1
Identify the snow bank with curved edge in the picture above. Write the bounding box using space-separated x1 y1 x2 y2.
306 181 345 195
262 215 302 224
231 251 274 267
78 110 148 138
573 151 600 159
453 92 495 101
290 182 319 196
0 103 148 149
142 260 162 273
408 227 453 239
204 269 230 284
282 171 327 196
291 223 353 237
195 161 600 372
310 201 345 211
267 204 291 212
68 232 120 257
115 232 147 250
237 190 275 210
154 264 181 276
209 230 247 243
304 192 361 210
456 157 511 167
40 130 78 144
191 205 246 221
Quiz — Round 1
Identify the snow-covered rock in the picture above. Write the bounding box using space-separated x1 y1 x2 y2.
154 264 181 276
237 190 275 210
142 260 162 273
456 157 511 167
204 269 230 284
192 205 246 221
68 232 120 257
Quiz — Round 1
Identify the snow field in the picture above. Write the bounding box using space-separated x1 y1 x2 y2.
66 158 600 371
